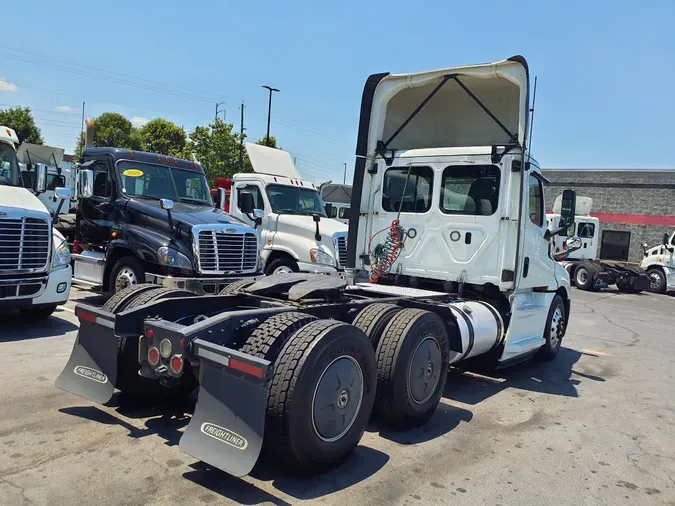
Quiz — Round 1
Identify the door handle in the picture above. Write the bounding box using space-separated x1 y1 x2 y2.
523 257 530 278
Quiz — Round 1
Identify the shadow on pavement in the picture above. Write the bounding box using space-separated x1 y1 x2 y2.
59 392 195 446
183 444 389 503
367 402 473 444
444 347 604 405
0 310 77 341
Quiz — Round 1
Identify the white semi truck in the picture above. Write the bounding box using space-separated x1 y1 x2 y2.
548 195 649 293
57 56 580 477
0 127 73 319
640 231 675 293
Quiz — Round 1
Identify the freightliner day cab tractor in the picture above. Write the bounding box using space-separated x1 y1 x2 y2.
57 56 581 478
548 196 649 293
70 119 262 296
212 143 349 276
0 126 73 319
640 230 675 293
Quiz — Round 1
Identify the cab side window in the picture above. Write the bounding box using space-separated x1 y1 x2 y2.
237 184 264 210
92 162 112 199
382 166 433 213
528 174 543 227
578 222 595 238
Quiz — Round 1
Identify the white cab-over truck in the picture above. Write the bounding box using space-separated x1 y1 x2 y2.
57 56 580 478
224 143 348 276
547 196 649 293
0 127 73 319
640 231 675 293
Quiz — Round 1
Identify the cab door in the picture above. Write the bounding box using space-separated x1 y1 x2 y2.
231 182 270 244
78 158 116 247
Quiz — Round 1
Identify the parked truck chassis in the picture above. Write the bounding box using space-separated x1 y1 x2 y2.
558 259 649 293
55 272 547 477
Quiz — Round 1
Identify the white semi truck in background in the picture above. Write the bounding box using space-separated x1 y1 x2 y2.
547 195 649 293
0 126 73 319
58 56 582 478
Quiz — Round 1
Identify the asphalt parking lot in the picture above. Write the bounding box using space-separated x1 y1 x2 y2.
1 286 674 505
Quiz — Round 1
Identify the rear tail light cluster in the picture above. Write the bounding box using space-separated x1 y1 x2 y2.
145 329 185 375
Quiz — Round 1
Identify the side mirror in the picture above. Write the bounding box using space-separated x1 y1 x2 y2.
240 191 254 214
642 242 649 257
35 165 47 193
565 236 582 253
78 169 94 198
558 189 576 229
215 188 226 210
160 198 174 211
253 209 264 219
663 233 669 246
324 203 334 218
54 187 73 200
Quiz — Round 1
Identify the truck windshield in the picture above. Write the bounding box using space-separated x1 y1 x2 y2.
0 143 21 187
117 161 212 205
266 184 327 217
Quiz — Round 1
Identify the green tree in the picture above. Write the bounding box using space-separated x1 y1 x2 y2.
0 106 43 144
75 112 142 158
139 118 188 158
256 136 278 148
189 119 249 185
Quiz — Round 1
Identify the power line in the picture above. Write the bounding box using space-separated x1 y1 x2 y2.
0 102 81 117
0 44 232 103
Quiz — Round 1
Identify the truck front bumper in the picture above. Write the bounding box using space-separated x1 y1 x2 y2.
145 273 261 295
0 266 71 309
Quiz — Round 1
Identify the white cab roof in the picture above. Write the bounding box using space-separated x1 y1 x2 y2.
0 126 19 145
245 143 301 179
16 143 65 166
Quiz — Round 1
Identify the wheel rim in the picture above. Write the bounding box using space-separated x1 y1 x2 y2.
576 269 588 285
549 306 564 348
408 336 443 404
273 265 294 275
115 267 138 292
649 272 662 290
311 355 363 442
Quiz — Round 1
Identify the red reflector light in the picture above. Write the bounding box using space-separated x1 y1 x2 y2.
229 358 264 378
76 309 97 323
179 338 184 348
148 347 160 366
170 355 183 374
147 328 154 338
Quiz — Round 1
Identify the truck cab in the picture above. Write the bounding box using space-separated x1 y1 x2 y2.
72 131 261 295
225 143 348 276
0 127 72 319
547 196 599 260
640 230 675 293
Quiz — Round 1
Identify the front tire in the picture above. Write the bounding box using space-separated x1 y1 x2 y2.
574 263 596 291
265 257 299 276
647 268 667 294
538 295 566 361
109 256 145 294
265 320 376 471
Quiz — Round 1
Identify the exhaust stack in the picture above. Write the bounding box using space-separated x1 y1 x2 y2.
84 118 95 148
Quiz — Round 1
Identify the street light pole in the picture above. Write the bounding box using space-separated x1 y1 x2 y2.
262 85 280 146
343 163 347 184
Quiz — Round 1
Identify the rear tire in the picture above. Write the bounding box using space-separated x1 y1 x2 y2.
219 279 256 294
102 283 163 313
266 320 376 471
374 308 450 428
574 263 596 291
351 303 402 349
116 288 197 398
20 305 57 320
240 312 317 361
647 268 667 294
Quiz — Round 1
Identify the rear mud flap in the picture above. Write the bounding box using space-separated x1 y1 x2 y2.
55 319 119 404
180 355 268 477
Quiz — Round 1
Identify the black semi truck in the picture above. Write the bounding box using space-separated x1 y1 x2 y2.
70 119 261 295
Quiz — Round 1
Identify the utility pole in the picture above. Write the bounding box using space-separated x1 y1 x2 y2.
215 102 226 122
80 102 85 147
262 85 280 146
343 162 347 184
239 102 245 171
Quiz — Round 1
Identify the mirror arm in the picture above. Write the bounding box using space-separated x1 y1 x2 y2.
52 198 65 224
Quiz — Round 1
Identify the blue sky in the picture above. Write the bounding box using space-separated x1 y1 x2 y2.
1 0 674 183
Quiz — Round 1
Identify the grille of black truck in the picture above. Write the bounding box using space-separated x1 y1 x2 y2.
0 217 51 273
194 226 259 274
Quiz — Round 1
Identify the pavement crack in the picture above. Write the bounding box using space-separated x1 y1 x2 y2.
0 476 31 504
599 314 641 346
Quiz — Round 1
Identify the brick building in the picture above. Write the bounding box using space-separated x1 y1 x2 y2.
542 169 675 263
